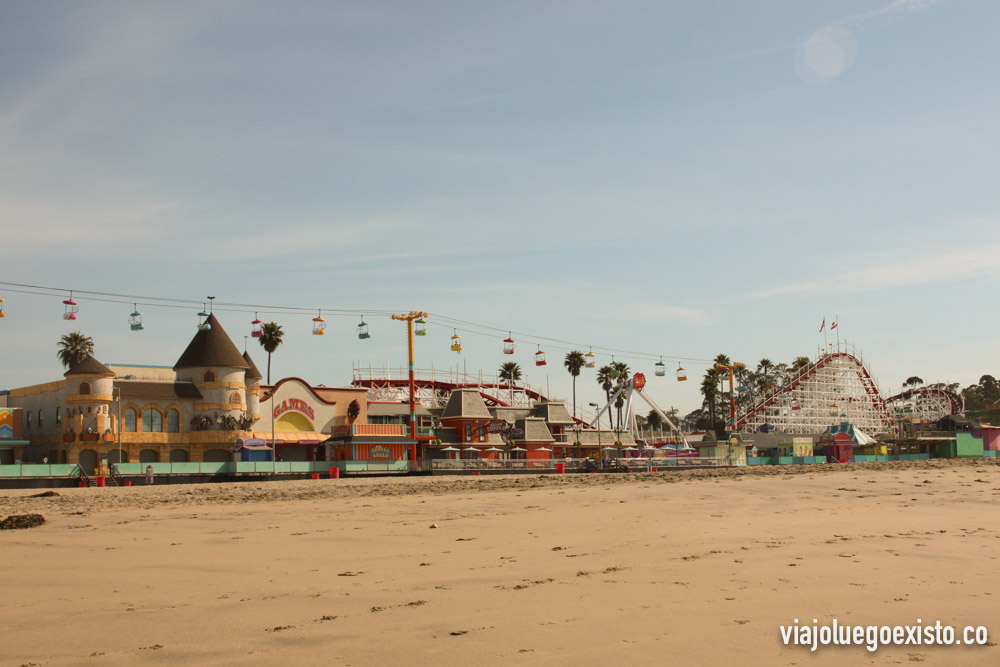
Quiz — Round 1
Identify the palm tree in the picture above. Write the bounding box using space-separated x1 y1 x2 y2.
57 331 94 369
563 350 586 419
611 361 630 430
596 365 615 430
499 361 522 404
258 322 284 384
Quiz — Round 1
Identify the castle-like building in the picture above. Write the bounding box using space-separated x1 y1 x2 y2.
1 314 367 472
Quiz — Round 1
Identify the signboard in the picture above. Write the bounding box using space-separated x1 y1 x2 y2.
486 420 509 434
273 398 316 420
370 445 390 459
332 425 351 437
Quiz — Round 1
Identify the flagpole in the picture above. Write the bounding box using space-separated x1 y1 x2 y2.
835 314 840 351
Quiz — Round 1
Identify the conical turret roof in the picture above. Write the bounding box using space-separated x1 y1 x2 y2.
64 355 115 378
173 314 249 370
242 351 263 380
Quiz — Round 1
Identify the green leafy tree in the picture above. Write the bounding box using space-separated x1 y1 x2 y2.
564 350 586 419
57 331 94 369
904 376 924 388
258 322 284 384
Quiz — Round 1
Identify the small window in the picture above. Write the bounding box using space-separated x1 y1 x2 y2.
38 410 43 428
167 409 180 433
124 408 137 432
142 408 162 433
230 392 242 405
26 411 32 428
56 407 62 424
203 370 217 383
79 382 91 395
465 424 472 442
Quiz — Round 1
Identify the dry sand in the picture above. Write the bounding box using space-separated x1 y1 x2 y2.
2 459 999 666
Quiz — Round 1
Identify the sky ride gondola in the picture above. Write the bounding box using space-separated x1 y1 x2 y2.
608 356 619 377
0 296 5 319
584 348 596 368
63 292 78 320
414 317 427 336
450 330 462 353
251 313 262 338
503 333 515 355
535 346 547 366
129 304 144 331
312 310 327 335
676 364 687 381
197 304 211 331
655 357 666 377
357 317 370 340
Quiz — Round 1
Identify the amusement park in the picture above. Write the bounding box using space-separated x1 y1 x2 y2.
1 282 998 487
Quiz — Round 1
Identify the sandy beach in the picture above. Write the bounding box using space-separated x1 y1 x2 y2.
2 459 998 666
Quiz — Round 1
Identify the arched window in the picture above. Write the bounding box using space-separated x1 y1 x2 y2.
203 370 217 383
230 392 242 405
142 408 163 433
124 408 137 432
167 409 180 433
79 382 91 395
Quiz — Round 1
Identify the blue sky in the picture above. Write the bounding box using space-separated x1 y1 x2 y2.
2 0 998 415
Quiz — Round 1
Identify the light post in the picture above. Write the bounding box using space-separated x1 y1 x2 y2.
391 311 428 467
589 402 601 467
264 390 276 462
113 385 122 467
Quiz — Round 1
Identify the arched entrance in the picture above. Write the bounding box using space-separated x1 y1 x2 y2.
169 449 189 463
274 410 316 462
203 449 229 463
107 449 129 464
78 449 98 475
139 449 159 463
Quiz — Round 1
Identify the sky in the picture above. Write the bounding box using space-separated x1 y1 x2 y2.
2 0 999 417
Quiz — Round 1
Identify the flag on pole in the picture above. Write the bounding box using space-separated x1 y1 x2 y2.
831 317 838 330
819 317 825 332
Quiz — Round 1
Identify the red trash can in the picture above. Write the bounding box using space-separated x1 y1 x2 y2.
311 473 320 480
651 467 658 473
96 476 106 487
330 467 340 479
555 463 565 474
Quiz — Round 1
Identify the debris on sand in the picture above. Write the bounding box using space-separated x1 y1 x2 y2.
0 514 46 530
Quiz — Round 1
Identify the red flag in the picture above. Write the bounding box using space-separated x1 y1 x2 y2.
831 318 838 330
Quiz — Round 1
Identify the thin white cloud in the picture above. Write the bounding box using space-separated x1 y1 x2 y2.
848 0 946 23
750 237 1000 299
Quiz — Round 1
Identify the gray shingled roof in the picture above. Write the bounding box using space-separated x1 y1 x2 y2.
530 402 575 424
555 428 637 447
440 388 492 420
513 417 554 443
174 314 250 371
489 406 531 421
65 355 115 378
242 351 263 380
